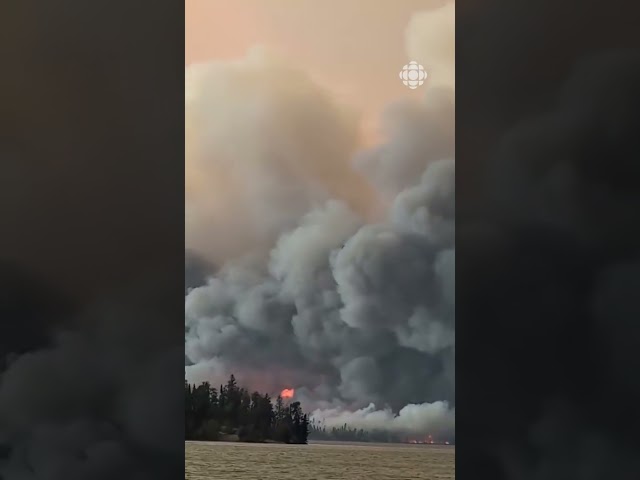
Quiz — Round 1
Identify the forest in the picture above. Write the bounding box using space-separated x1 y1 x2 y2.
308 421 406 443
185 375 436 445
185 375 309 444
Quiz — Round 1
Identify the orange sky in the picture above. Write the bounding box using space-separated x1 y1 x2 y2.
186 0 443 128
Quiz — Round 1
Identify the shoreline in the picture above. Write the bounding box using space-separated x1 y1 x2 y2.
186 439 455 449
186 436 300 445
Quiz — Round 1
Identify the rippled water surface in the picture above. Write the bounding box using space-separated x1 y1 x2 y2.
186 440 455 480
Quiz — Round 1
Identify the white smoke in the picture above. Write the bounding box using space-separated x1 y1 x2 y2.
185 46 376 263
310 401 455 438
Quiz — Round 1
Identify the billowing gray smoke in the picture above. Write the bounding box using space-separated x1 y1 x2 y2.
185 3 455 440
0 277 184 480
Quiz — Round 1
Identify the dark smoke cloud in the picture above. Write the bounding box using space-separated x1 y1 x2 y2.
0 263 72 374
0 1 183 478
0 276 183 480
185 251 216 294
459 49 640 478
185 4 455 438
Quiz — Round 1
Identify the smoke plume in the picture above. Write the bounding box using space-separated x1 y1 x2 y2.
185 4 455 440
0 276 183 480
185 46 376 262
469 49 640 479
310 401 455 439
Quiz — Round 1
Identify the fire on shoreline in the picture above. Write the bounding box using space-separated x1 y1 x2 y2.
406 434 451 445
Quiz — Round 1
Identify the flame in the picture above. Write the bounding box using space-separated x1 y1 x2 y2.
405 434 448 445
281 388 295 399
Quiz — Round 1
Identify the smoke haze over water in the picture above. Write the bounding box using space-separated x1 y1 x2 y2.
185 3 455 439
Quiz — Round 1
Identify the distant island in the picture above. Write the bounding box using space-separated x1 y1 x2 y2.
185 375 310 444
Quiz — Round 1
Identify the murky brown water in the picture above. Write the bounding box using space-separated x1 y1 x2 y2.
186 440 455 480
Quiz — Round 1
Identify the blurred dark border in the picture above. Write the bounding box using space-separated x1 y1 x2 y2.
0 1 184 478
457 0 640 478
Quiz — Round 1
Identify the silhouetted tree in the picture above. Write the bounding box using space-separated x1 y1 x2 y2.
184 374 309 444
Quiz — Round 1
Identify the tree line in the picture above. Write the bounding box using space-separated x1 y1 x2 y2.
185 374 309 444
308 421 405 443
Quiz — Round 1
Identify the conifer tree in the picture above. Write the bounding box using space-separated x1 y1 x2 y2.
184 374 310 444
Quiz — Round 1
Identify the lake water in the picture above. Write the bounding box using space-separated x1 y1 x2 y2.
186 440 455 480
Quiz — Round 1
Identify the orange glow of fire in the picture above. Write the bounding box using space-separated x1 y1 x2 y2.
281 388 295 399
407 434 444 445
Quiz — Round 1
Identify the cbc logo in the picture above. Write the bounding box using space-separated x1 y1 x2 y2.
399 61 427 89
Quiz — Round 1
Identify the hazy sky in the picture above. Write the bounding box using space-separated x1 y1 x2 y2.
186 0 445 125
